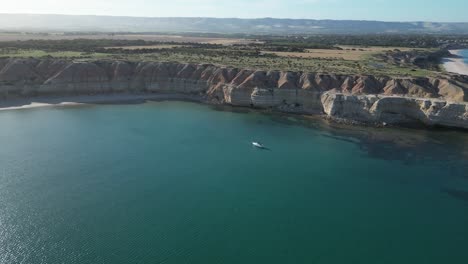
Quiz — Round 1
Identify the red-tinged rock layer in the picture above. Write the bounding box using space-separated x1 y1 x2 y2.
0 58 467 128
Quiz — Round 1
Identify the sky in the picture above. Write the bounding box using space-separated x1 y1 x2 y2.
1 0 467 22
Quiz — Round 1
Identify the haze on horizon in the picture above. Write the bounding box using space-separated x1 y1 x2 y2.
1 0 468 22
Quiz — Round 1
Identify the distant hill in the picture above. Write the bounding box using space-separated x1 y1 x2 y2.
1 14 468 34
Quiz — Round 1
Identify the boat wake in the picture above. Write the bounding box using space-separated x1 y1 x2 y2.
252 142 271 151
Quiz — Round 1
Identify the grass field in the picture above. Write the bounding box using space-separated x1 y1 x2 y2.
0 48 436 77
0 41 440 78
0 49 110 59
104 45 186 50
262 46 429 61
0 33 256 45
114 51 436 77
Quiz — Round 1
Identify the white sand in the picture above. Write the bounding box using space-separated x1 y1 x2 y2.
443 50 468 75
0 101 84 111
0 93 203 111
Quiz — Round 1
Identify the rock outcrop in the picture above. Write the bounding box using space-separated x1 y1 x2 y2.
1 58 467 129
321 93 468 128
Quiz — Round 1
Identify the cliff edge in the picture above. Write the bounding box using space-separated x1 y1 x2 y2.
1 58 467 129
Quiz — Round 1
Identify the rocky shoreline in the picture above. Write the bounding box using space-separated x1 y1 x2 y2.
0 58 467 129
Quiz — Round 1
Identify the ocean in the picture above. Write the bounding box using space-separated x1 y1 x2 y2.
460 49 468 64
1 101 467 263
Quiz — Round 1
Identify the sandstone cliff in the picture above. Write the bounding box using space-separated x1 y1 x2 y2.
0 58 467 129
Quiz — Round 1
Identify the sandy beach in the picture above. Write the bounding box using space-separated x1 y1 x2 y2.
443 50 468 75
0 93 204 111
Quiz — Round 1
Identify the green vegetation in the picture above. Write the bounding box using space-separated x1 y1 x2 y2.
257 34 468 49
0 48 109 58
0 39 152 52
0 34 461 77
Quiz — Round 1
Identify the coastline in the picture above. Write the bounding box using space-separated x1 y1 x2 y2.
1 92 467 131
0 58 466 130
443 50 468 75
0 93 204 111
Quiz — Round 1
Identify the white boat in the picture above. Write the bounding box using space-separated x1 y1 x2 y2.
252 142 265 148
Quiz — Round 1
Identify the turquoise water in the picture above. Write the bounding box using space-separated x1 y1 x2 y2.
1 101 468 264
460 49 468 64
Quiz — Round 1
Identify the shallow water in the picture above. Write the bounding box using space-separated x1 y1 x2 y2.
0 101 467 264
460 49 468 63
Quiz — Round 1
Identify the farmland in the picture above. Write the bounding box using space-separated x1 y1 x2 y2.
0 33 459 77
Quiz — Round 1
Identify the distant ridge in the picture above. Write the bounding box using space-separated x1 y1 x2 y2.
1 13 468 34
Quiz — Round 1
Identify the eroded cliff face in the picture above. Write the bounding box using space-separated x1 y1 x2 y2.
1 58 467 129
321 93 468 128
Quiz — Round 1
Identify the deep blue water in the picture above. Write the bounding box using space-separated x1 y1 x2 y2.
0 101 468 264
